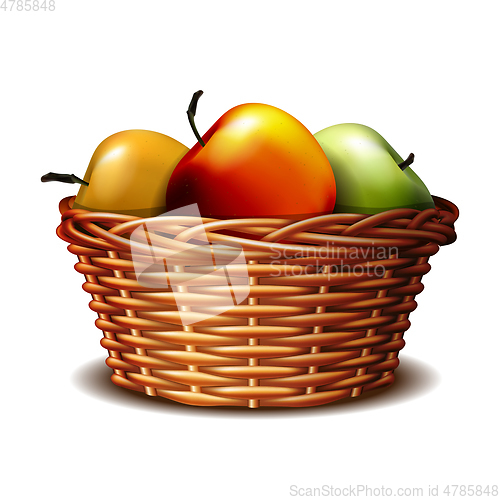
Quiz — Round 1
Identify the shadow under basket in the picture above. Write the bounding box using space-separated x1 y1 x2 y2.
57 195 458 408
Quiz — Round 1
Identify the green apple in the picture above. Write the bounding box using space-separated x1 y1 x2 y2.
314 123 434 214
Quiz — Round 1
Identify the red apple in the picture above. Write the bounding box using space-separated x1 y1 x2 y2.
165 92 336 219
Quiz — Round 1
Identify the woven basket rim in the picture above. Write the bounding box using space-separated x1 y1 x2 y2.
57 195 458 254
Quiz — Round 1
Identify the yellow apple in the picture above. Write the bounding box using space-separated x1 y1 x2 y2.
42 130 188 217
72 130 189 217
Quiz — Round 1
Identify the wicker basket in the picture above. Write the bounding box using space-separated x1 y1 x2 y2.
56 195 458 408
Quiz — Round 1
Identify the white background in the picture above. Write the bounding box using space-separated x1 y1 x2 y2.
1 1 498 499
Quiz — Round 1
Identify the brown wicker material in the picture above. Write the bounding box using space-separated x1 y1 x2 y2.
56 195 458 408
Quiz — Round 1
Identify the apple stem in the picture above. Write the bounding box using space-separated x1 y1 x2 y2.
187 90 206 147
398 153 415 171
41 172 89 186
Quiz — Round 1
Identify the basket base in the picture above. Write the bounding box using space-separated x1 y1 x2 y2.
108 365 396 408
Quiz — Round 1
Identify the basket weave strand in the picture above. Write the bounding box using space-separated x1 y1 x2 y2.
57 196 458 408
